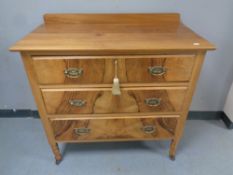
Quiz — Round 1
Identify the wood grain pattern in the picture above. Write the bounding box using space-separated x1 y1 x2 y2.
10 14 215 52
169 51 206 159
47 113 180 120
39 82 189 90
33 58 105 84
32 54 195 60
44 13 181 25
125 56 195 83
33 56 195 85
9 14 215 162
51 117 178 142
21 53 62 162
42 88 187 114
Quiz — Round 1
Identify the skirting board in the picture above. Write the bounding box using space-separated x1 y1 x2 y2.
221 112 233 129
0 110 232 129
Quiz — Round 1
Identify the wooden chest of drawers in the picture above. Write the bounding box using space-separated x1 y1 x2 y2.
10 13 215 164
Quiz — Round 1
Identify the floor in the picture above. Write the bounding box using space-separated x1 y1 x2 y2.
0 118 233 175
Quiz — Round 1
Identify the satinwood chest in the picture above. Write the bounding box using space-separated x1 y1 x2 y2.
10 13 215 164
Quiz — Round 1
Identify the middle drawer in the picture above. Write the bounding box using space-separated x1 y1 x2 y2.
42 88 187 115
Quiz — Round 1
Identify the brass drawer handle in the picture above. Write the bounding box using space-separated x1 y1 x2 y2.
148 66 166 76
144 98 161 107
142 125 156 134
74 128 91 136
69 99 86 107
64 68 83 78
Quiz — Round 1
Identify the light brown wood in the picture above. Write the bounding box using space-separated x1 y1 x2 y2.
21 53 62 162
10 14 215 52
33 58 106 84
47 113 180 120
169 51 206 158
51 117 178 142
41 86 188 91
32 54 196 60
44 13 181 25
10 14 215 163
42 88 187 115
125 56 195 83
33 56 195 85
39 82 190 89
25 50 201 56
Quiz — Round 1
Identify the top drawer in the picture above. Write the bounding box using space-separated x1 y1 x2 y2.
32 55 195 85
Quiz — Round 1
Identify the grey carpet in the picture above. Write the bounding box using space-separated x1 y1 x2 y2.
0 118 232 175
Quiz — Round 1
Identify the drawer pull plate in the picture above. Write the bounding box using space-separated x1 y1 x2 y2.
74 128 91 135
144 98 161 107
64 68 83 78
142 125 156 134
148 66 166 76
69 99 86 107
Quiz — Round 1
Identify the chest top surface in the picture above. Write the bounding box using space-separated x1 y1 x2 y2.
10 13 215 53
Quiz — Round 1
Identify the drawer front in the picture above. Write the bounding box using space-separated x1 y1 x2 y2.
33 55 195 85
51 117 177 141
42 88 187 114
33 58 107 84
125 56 195 83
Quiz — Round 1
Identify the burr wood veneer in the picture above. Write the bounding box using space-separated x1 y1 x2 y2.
10 13 215 164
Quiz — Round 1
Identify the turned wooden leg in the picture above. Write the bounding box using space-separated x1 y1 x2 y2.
51 143 62 164
168 117 183 161
21 55 63 164
169 139 178 161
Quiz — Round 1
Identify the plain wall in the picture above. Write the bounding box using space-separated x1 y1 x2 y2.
224 82 233 121
0 0 233 111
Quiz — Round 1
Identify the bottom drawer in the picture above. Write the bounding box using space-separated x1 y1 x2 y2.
51 117 178 142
